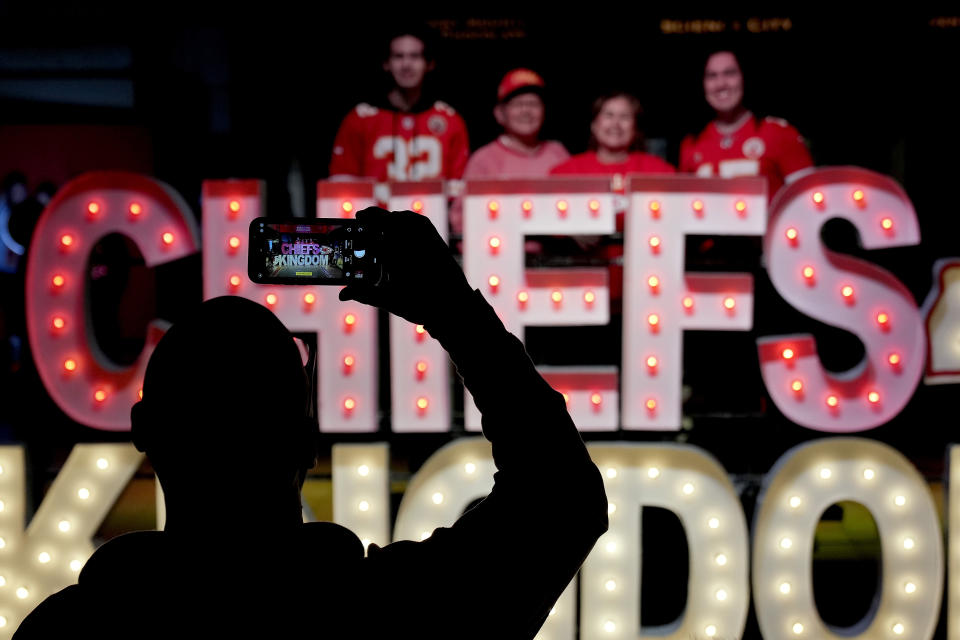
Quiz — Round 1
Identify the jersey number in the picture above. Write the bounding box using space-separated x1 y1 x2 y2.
373 136 443 180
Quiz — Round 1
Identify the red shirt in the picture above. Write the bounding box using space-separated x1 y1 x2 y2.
463 137 570 180
550 151 676 182
329 101 470 181
679 114 813 199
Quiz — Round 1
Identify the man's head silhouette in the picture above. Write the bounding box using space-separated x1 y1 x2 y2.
131 296 316 534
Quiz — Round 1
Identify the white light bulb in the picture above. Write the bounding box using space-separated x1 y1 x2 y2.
715 589 727 601
779 582 791 595
420 531 431 540
548 607 556 616
96 458 109 470
789 496 802 508
647 467 660 479
607 502 616 515
69 560 82 572
708 517 720 529
464 462 476 474
432 492 444 505
603 620 616 633
902 537 915 550
358 500 369 512
682 482 695 495
705 624 717 637
0 537 6 549
605 579 616 592
894 494 906 507
606 541 616 553
0 616 6 627
904 581 916 594
38 552 50 564
357 465 369 477
715 553 727 566
862 468 875 480
77 487 90 500
16 587 28 599
58 520 71 533
606 467 617 479
892 622 904 635
819 467 832 480
0 575 5 586
780 537 793 550
0 464 4 475
0 500 4 512
792 622 804 635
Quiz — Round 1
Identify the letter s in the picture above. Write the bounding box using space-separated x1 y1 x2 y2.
758 168 923 432
26 172 199 431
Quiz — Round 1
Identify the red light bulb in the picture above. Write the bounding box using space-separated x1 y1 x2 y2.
161 232 175 245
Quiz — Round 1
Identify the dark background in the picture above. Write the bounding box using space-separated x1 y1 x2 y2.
0 7 957 638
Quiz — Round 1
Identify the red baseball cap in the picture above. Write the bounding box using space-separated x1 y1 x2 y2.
497 68 545 103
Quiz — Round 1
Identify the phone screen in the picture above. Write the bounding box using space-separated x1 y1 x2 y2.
248 218 379 285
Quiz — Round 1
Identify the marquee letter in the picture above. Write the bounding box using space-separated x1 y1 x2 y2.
922 258 960 384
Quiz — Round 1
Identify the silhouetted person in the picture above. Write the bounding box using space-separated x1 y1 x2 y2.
16 208 607 638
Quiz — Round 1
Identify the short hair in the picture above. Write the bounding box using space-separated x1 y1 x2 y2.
588 91 645 151
382 23 437 63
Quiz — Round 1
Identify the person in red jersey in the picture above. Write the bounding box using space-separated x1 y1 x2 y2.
329 27 469 182
679 50 813 199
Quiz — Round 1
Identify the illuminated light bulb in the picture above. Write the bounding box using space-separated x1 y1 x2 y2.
0 501 3 512
692 199 704 214
789 496 802 508
548 607 556 616
647 313 660 327
96 457 109 470
551 290 563 303
645 398 657 411
894 495 906 507
819 467 832 480
0 616 7 628
606 467 617 479
70 560 82 572
605 579 616 591
412 200 424 213
344 313 357 327
584 290 596 304
715 589 727 601
357 464 369 476
432 492 443 505
589 199 601 213
77 487 90 500
228 200 241 214
782 348 795 360
487 200 500 215
780 581 792 594
416 360 427 374
360 539 372 550
708 517 720 529
682 296 694 310
812 191 825 205
792 622 804 635
488 236 501 251
607 502 616 515
52 274 65 288
881 217 894 231
853 189 865 204
785 227 799 241
735 200 747 214
0 538 4 548
516 291 529 304
464 462 476 474
649 200 661 215
682 482 695 496
723 297 736 310
826 394 839 408
265 293 278 306
416 397 429 411
715 553 727 566
556 200 568 214
605 541 617 553
138 388 143 400
647 275 660 289
867 390 880 404
415 324 425 335
0 465 3 475
892 622 904 635
649 235 661 249
16 587 28 599
863 468 876 480
303 292 316 305
0 576 4 586
488 275 500 288
129 203 142 216
562 393 570 405
52 316 66 330
603 620 616 633
162 232 175 245
228 235 241 250
802 265 815 280
904 581 916 594
229 274 241 288
779 537 793 550
841 285 854 299
342 397 357 411
902 537 915 550
888 352 901 366
876 312 890 328
341 201 354 214
60 234 74 248
791 379 803 393
646 355 658 369
647 467 660 479
358 500 369 512
94 389 107 403
87 202 100 216
420 531 432 540
589 393 602 407
705 625 718 637
38 552 50 564
58 520 71 532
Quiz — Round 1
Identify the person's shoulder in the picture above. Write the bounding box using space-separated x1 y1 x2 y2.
431 100 460 117
760 115 802 135
542 140 570 158
342 102 383 121
550 151 593 174
631 152 676 173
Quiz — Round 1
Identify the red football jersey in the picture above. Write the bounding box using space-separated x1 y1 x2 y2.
679 114 813 198
329 101 470 181
550 151 676 182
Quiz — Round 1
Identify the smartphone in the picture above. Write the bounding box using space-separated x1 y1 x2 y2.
248 217 382 285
